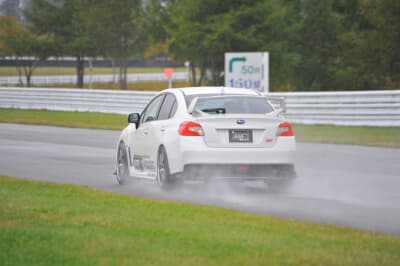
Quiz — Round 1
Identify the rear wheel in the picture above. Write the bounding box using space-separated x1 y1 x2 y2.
157 147 179 189
116 142 129 185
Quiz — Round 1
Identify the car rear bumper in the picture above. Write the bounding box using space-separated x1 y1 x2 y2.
167 136 296 176
182 163 296 181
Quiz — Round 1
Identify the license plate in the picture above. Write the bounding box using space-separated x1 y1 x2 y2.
229 129 252 143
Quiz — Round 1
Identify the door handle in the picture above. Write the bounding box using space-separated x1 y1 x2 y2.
143 130 149 135
160 127 166 132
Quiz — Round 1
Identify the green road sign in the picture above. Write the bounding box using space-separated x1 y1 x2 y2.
225 52 269 92
229 57 246 73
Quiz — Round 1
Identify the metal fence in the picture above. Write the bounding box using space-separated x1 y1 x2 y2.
0 87 155 114
271 90 400 127
0 72 189 86
1 87 399 127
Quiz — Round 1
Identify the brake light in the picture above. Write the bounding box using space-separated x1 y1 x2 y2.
178 121 204 136
277 122 294 136
238 166 248 172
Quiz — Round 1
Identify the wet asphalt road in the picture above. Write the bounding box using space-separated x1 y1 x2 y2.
1 123 400 236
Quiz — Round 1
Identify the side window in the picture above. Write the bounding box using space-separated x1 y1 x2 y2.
158 94 176 120
141 95 165 124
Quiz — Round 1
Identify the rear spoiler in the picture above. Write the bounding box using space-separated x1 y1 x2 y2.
187 95 286 116
187 97 204 116
264 96 286 116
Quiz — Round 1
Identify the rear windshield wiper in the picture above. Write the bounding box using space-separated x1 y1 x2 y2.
200 108 226 114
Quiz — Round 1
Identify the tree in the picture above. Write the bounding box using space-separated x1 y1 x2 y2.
83 0 147 90
357 0 400 89
325 0 400 90
164 0 300 88
144 0 171 66
213 0 302 89
287 0 343 91
0 15 53 87
24 0 96 88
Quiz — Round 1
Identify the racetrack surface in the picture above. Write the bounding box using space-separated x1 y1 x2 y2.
1 123 400 236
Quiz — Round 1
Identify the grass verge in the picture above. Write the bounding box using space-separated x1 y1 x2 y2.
0 108 399 148
292 124 400 148
0 108 126 130
1 175 399 265
0 67 188 76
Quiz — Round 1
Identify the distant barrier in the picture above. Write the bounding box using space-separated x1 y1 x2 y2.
271 90 400 127
0 72 189 86
0 87 399 127
0 87 155 114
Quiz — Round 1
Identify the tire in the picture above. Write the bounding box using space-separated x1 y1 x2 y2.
115 142 129 185
156 146 179 189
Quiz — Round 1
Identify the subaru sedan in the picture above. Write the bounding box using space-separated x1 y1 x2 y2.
115 87 296 190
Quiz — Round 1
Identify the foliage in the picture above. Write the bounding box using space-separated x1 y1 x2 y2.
5 0 399 91
144 42 169 59
304 0 400 91
290 0 341 91
82 0 147 90
157 0 400 90
357 0 400 89
0 15 53 87
163 0 303 87
24 0 97 88
24 0 148 90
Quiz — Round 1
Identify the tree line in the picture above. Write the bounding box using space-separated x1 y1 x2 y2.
0 0 399 91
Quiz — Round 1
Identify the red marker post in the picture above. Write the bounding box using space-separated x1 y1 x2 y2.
164 68 174 88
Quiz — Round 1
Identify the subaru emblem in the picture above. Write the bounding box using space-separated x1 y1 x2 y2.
237 120 245 125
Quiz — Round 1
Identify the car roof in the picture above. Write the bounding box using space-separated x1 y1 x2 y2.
177 87 262 96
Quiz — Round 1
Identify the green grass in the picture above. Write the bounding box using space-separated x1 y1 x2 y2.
1 176 399 265
0 108 127 130
0 67 188 76
0 108 399 148
292 124 400 148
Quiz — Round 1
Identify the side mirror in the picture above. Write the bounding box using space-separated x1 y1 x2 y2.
128 113 140 124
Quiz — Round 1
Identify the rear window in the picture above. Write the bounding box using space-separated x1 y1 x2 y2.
188 95 274 114
185 94 222 107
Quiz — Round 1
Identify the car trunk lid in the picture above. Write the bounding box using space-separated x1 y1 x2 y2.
193 114 282 148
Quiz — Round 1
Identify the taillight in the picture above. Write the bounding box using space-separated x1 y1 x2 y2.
178 121 204 136
277 122 294 136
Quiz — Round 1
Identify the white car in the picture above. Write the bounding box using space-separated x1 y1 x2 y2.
115 87 296 190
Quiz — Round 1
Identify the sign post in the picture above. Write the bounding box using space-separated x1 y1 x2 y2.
164 68 174 88
184 61 190 82
224 52 269 92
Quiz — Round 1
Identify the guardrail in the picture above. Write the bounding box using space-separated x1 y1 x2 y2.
0 87 155 114
0 72 189 86
271 91 400 127
0 87 399 127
